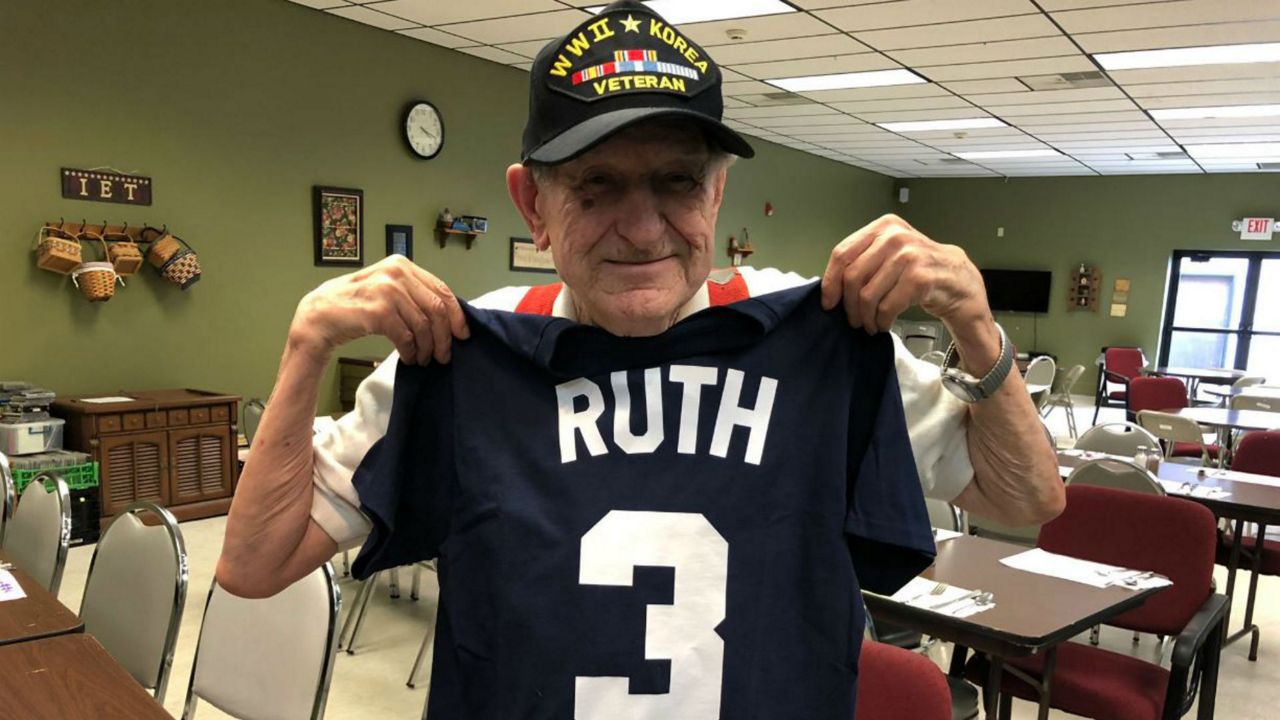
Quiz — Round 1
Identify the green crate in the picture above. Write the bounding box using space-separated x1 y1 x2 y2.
13 462 99 494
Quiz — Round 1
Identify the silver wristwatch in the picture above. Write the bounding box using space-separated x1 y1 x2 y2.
940 324 1013 403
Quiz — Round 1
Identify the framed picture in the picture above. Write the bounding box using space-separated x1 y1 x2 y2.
313 186 364 266
386 224 413 261
510 237 557 274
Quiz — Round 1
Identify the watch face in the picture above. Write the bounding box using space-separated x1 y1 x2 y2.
405 102 443 159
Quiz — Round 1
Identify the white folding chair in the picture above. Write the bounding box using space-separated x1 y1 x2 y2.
1136 409 1218 465
1066 458 1165 495
4 471 70 594
1075 421 1161 457
1231 394 1278 413
183 563 340 720
918 350 946 367
80 501 187 702
925 497 965 533
1041 364 1086 438
242 399 266 447
0 451 15 548
902 334 937 358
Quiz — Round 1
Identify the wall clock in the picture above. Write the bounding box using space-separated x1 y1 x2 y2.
403 101 444 159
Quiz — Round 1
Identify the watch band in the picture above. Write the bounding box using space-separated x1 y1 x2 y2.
940 324 1013 403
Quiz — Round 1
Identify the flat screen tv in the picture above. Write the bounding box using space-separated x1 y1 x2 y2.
980 269 1052 314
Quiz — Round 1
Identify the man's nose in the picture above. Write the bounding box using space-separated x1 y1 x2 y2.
614 186 667 248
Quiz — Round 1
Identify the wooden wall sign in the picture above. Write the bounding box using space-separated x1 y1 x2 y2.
61 168 152 206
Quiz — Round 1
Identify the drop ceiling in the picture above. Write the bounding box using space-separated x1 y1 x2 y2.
288 0 1280 178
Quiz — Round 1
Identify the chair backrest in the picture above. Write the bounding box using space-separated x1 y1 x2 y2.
925 498 963 532
918 350 946 367
4 472 70 595
1136 410 1209 460
902 335 936 358
1234 375 1267 389
1039 485 1215 635
1231 431 1280 477
1103 347 1144 381
0 451 14 548
1231 394 1279 413
243 399 266 447
1055 364 1086 395
183 563 340 720
81 501 187 701
1023 356 1057 389
1065 458 1165 495
1129 376 1188 413
1075 422 1161 456
854 640 951 720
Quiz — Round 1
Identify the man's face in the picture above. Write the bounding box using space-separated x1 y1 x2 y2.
520 124 728 335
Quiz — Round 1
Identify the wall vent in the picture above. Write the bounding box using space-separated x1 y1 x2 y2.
1018 71 1113 91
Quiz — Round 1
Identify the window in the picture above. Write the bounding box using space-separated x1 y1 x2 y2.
1160 251 1280 382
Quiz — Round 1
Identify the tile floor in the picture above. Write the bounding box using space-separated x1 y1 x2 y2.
47 398 1278 719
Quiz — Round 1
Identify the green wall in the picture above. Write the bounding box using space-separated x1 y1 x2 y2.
897 173 1280 391
1 0 891 412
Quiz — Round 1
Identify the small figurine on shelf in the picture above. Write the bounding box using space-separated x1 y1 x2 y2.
439 207 453 226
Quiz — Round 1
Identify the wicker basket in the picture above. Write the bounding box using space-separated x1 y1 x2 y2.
159 248 202 289
71 261 122 302
105 231 144 276
147 232 183 268
35 226 82 274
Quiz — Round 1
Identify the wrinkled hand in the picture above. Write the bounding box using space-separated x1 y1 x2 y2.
820 214 989 333
289 255 468 365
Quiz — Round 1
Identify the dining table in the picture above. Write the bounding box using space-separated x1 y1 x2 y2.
0 633 170 719
0 550 83 647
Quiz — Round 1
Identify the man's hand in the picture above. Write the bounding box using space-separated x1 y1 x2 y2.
290 255 469 365
820 214 987 335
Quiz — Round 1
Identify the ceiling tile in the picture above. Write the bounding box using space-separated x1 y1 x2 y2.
856 107 1001 122
817 0 1041 33
326 5 417 30
1125 78 1280 98
1051 0 1280 34
851 14 1060 50
397 26 474 48
828 95 974 113
495 38 552 58
888 36 1079 67
684 13 834 47
707 34 870 65
724 104 842 119
921 55 1096 82
940 78 1031 94
986 98 1139 116
719 68 752 82
730 53 900 80
1074 20 1280 53
1109 62 1280 86
1138 92 1280 109
796 84 954 102
1008 110 1151 124
752 114 865 129
1038 0 1181 10
366 0 565 25
1013 119 1161 133
965 86 1125 105
721 80 779 96
439 8 588 44
455 45 530 65
288 0 349 9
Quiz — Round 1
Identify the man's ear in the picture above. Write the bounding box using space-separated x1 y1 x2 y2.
506 164 551 250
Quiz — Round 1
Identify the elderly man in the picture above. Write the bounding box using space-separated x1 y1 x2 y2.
220 0 1061 715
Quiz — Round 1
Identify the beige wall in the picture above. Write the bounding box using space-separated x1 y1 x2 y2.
2 0 893 412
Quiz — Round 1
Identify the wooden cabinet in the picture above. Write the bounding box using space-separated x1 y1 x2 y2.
53 390 240 526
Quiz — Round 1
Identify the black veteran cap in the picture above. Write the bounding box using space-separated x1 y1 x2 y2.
521 0 755 164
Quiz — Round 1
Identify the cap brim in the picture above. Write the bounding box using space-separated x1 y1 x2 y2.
523 107 756 164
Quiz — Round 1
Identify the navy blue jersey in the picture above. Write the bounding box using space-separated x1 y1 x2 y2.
351 282 934 720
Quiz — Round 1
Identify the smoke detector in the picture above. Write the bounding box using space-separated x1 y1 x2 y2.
726 28 747 41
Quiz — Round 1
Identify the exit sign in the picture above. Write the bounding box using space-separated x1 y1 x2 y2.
1240 217 1275 241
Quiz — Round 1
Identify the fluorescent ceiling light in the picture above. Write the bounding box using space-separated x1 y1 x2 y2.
1184 142 1280 160
1150 104 1280 120
954 149 1061 160
1095 42 1280 70
585 0 797 25
877 118 1006 133
767 69 926 93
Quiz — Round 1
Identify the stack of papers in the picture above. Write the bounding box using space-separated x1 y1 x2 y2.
1000 548 1172 591
889 577 995 618
0 570 27 602
932 528 963 543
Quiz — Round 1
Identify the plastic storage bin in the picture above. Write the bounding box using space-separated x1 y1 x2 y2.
0 418 65 455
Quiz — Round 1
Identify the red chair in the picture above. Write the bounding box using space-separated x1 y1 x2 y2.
855 640 951 720
1094 347 1145 424
1216 431 1280 660
1129 377 1222 460
965 485 1229 720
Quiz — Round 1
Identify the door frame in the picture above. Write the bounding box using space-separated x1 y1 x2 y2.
1159 250 1280 369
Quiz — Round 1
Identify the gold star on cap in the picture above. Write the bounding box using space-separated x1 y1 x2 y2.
620 13 641 32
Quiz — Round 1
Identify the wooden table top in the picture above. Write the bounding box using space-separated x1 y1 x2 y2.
1057 451 1280 525
863 535 1162 659
0 633 169 719
51 388 240 414
1175 407 1280 432
0 551 83 646
1147 366 1247 383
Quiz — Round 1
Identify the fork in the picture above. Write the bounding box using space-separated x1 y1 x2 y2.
903 582 949 604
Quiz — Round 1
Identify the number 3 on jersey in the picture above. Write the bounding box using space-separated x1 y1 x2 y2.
575 510 729 719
